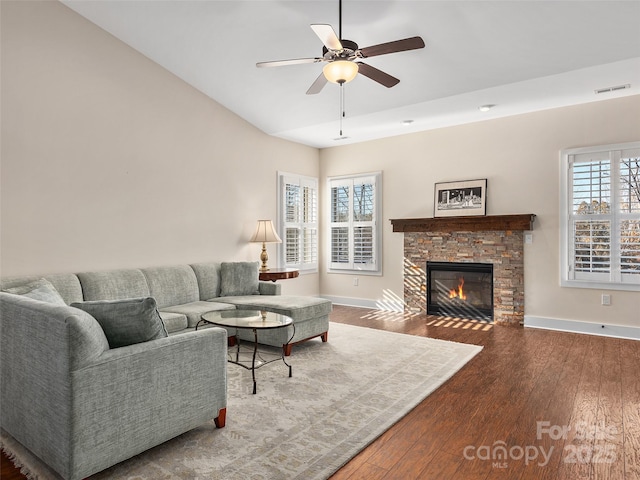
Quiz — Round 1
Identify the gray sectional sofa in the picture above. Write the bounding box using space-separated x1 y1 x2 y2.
0 261 331 480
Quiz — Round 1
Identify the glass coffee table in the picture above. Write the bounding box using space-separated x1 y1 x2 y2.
197 310 294 394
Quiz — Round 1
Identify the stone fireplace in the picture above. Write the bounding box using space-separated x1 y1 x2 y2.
391 215 535 325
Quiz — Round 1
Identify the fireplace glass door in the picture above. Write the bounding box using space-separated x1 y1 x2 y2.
427 262 493 322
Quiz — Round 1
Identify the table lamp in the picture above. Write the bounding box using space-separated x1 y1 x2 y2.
250 220 282 272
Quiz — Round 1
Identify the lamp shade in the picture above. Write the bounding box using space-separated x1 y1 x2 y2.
250 220 282 244
323 60 359 84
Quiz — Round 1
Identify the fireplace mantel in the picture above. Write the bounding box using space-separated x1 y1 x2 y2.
390 214 535 233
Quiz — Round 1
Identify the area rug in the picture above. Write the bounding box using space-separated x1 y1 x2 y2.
2 322 482 480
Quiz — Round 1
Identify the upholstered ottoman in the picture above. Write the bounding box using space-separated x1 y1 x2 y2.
212 295 332 355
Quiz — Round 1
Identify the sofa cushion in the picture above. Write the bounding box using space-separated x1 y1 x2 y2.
77 269 150 301
141 265 199 309
258 280 281 296
1 274 83 305
212 295 332 321
2 278 67 306
190 262 222 300
161 301 236 328
72 297 168 349
219 262 260 297
157 311 189 334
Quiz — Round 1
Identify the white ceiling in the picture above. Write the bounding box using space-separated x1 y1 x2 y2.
62 0 640 149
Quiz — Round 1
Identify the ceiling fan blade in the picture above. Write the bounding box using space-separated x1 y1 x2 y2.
256 58 323 68
356 62 400 88
359 36 425 58
311 24 343 51
306 72 328 95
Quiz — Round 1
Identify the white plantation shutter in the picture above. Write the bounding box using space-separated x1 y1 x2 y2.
279 173 318 272
285 227 300 264
354 226 374 264
573 220 611 275
330 179 350 266
570 152 611 279
302 183 318 265
620 157 640 278
353 181 374 265
621 219 640 275
330 227 349 264
328 172 381 272
562 142 640 289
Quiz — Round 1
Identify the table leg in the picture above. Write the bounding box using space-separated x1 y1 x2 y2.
252 328 258 394
234 329 240 363
282 323 295 378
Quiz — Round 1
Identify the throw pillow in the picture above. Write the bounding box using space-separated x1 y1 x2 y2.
219 261 260 296
71 297 168 349
2 278 66 306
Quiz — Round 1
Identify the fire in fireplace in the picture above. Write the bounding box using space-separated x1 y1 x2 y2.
426 261 493 322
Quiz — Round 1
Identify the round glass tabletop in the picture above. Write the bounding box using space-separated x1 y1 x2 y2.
200 309 293 330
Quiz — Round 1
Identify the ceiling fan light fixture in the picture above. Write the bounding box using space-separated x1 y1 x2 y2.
323 60 359 84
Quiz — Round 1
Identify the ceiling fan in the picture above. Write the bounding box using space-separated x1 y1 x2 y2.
256 0 425 95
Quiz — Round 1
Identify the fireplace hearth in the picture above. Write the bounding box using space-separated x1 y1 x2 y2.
427 262 493 322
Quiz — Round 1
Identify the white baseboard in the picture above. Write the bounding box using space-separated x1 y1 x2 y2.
322 295 404 312
525 316 640 341
324 303 640 341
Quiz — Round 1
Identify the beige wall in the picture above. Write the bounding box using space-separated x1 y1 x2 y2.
0 0 319 295
320 96 640 328
2 1 638 327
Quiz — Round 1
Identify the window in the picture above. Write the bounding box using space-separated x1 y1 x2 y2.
561 142 640 290
328 172 382 273
278 173 318 272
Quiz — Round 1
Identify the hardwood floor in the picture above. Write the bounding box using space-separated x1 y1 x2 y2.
2 305 639 479
328 306 640 480
0 454 23 480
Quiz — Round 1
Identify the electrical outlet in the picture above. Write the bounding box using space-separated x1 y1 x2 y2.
601 294 611 306
525 233 533 244
353 277 359 286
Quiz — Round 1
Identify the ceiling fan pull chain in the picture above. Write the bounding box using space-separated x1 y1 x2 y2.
340 82 345 136
339 83 343 136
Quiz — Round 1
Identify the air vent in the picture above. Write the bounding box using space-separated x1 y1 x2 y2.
595 84 631 94
333 136 349 141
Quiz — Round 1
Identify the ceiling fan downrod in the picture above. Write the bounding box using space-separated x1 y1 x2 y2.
338 0 343 40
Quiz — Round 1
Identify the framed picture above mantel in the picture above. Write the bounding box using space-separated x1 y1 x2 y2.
434 178 487 217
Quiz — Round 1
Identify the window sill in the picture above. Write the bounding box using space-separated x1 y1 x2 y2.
561 279 640 292
327 269 382 276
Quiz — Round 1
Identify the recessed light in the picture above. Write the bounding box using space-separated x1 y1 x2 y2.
401 119 414 125
478 104 495 112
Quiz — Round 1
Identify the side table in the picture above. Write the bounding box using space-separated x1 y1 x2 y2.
259 268 299 282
